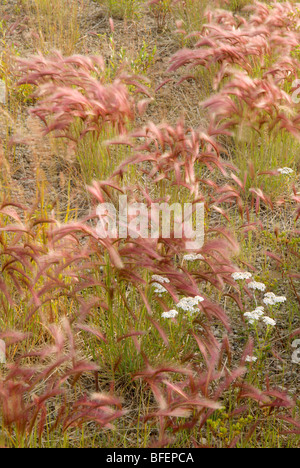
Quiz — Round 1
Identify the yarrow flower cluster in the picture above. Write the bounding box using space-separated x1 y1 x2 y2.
262 316 276 327
152 275 170 295
176 295 204 313
263 292 287 306
277 167 294 175
231 271 252 281
248 281 266 292
161 295 205 319
183 253 204 261
245 356 258 363
244 307 265 324
161 310 178 319
244 307 276 327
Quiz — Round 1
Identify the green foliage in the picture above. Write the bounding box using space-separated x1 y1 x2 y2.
99 0 142 20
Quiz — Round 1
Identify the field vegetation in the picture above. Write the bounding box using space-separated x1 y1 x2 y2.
0 0 299 448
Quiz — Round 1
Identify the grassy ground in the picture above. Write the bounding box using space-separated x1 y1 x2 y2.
0 0 299 448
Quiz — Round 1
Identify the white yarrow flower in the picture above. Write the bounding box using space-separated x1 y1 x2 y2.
264 292 276 299
274 296 287 303
244 307 265 324
183 253 204 261
153 284 167 295
231 272 252 281
162 310 178 319
263 292 286 306
263 297 274 306
177 296 204 313
262 316 276 327
152 275 170 284
245 356 258 363
248 281 266 292
152 275 170 295
278 167 294 175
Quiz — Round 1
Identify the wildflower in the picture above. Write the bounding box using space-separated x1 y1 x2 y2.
278 167 294 175
263 298 274 306
262 316 276 327
177 296 204 313
162 310 178 319
245 356 258 363
248 281 266 292
276 296 287 303
263 292 287 306
263 296 275 306
183 253 204 261
244 307 264 324
152 275 170 295
194 295 205 303
231 272 252 281
153 284 167 295
152 275 170 284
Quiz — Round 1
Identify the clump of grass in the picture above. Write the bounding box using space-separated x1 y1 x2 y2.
173 0 210 35
23 0 83 54
169 1 300 183
99 0 142 20
17 52 152 183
